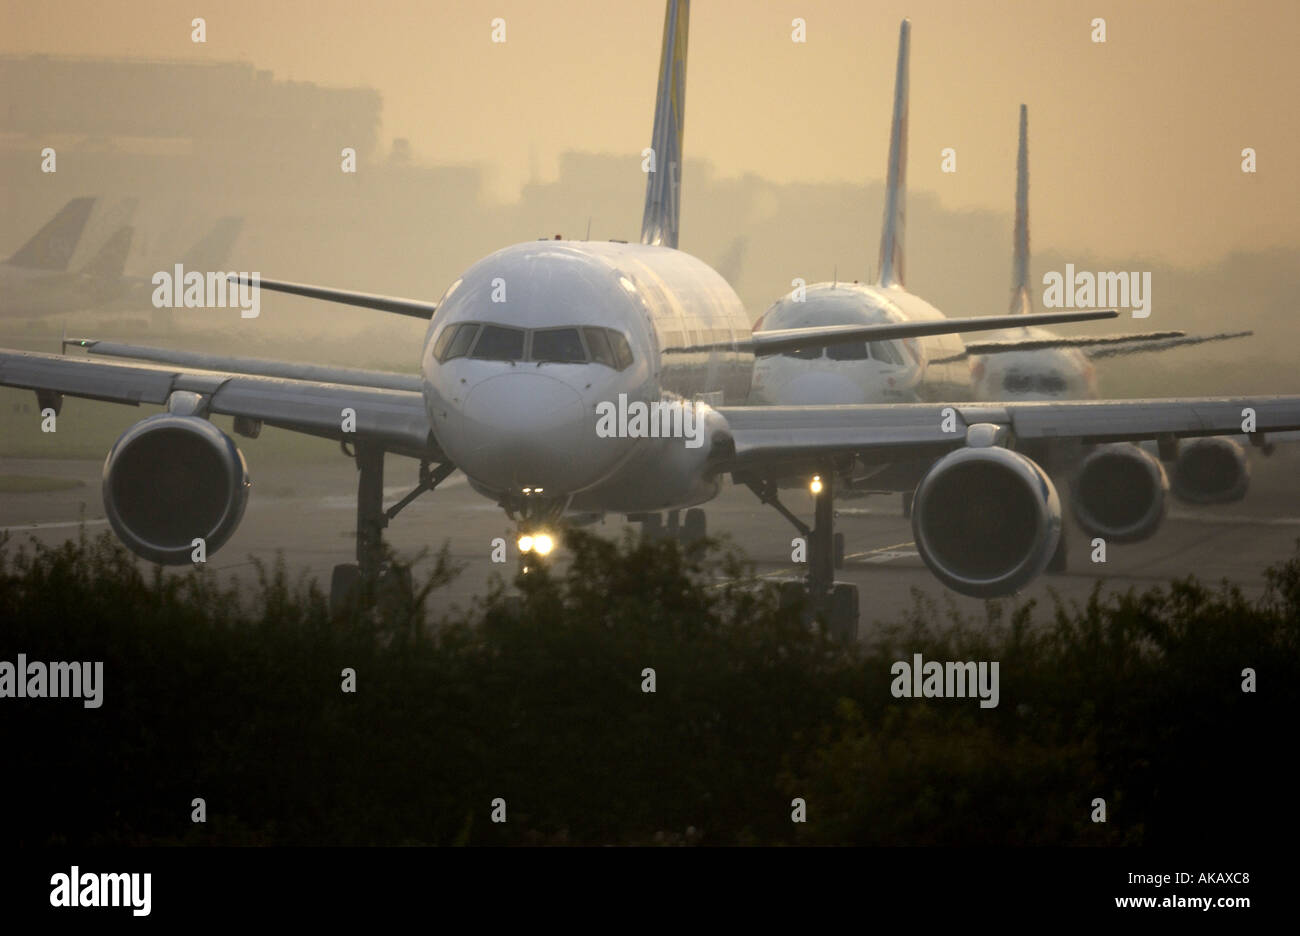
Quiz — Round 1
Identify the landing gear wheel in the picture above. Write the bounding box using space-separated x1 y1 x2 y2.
640 513 663 544
330 563 362 615
778 581 805 614
376 564 415 616
1047 533 1068 574
833 532 845 569
827 583 859 642
683 508 707 545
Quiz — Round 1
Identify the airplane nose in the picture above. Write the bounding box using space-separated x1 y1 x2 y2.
781 373 866 405
459 372 591 491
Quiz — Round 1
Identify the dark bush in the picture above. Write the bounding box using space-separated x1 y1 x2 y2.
0 528 1296 846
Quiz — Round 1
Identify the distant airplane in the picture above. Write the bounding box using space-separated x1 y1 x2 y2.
0 211 242 321
5 4 1300 638
968 105 1261 533
0 197 100 313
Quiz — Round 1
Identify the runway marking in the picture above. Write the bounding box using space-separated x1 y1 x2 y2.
0 518 109 532
1166 511 1300 527
846 540 918 564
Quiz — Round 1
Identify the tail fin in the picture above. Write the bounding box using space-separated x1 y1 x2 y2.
640 0 689 249
1010 104 1033 315
180 217 244 269
79 225 134 278
876 20 910 288
6 197 96 271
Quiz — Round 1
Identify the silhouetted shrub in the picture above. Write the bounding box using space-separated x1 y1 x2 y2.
1 528 1296 845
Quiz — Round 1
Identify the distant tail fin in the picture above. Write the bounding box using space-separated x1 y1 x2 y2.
79 225 134 278
1010 104 1032 315
180 217 245 269
876 20 909 288
6 197 96 271
640 0 689 249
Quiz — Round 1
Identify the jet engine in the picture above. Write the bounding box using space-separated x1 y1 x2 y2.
1070 443 1168 543
1170 437 1250 504
911 445 1061 598
102 415 251 564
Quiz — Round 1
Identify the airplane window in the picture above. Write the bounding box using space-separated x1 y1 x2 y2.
583 327 616 368
609 331 634 369
471 325 525 361
432 324 456 360
784 346 823 360
531 328 587 363
442 323 479 361
1003 373 1031 393
869 341 904 365
828 341 870 361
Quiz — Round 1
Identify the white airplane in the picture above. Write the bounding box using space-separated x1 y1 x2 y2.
4 1 1300 638
968 104 1263 540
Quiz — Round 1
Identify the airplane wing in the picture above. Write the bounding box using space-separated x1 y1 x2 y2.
959 330 1185 355
715 398 1300 471
670 309 1121 357
230 275 438 320
64 339 421 392
1086 330 1254 359
0 348 438 460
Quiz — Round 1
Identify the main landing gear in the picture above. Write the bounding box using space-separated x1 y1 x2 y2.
636 507 707 546
330 443 456 615
742 470 859 642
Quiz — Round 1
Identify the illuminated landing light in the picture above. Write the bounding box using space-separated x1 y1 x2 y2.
533 534 555 556
518 534 534 552
810 475 823 495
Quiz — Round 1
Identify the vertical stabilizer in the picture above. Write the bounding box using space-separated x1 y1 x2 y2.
640 0 689 249
180 217 245 270
6 197 96 271
1010 104 1033 315
876 20 910 288
79 225 134 278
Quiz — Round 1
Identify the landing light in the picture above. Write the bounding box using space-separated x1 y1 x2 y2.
810 475 823 495
518 533 556 556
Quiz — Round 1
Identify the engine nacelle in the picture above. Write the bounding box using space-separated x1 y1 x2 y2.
911 446 1061 598
102 415 251 565
1070 443 1168 543
1170 437 1250 504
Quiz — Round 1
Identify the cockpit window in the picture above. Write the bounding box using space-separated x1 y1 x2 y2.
472 325 526 361
531 327 587 363
437 322 633 370
609 331 634 369
583 327 616 367
827 341 870 361
441 323 479 362
869 340 904 365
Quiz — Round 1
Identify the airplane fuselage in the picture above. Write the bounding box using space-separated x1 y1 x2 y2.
749 282 971 406
420 239 753 514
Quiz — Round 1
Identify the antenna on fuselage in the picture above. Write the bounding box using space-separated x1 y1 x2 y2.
832 265 838 288
585 217 592 240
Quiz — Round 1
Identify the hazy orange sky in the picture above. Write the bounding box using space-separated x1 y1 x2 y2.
3 0 1297 265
